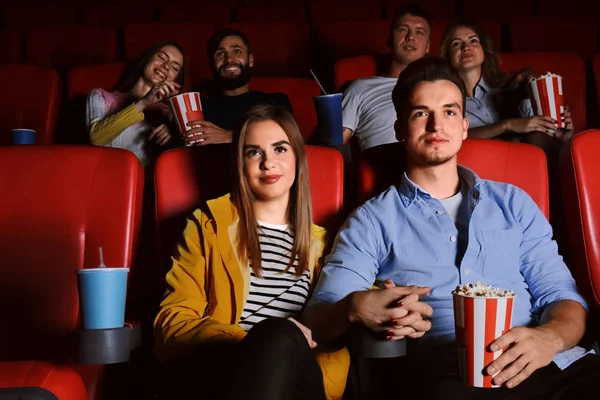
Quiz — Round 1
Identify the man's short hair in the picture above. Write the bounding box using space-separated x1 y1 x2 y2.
391 56 467 118
389 4 432 35
206 28 252 59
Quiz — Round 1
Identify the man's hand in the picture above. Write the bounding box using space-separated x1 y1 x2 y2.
288 318 318 349
486 325 562 388
184 120 233 146
148 123 171 146
348 284 432 341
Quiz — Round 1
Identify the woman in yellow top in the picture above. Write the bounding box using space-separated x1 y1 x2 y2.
154 104 349 400
86 41 185 168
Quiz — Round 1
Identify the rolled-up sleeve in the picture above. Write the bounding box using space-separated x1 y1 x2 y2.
307 206 383 308
515 188 588 314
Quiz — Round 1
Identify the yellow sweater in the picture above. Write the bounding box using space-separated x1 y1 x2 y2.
154 194 350 399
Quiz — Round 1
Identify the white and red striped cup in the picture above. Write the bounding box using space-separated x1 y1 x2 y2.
528 74 564 130
453 293 515 388
168 92 204 134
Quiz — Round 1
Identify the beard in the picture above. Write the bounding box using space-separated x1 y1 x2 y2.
215 62 252 91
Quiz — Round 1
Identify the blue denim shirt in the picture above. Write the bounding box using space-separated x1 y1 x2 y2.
467 79 533 129
308 166 590 369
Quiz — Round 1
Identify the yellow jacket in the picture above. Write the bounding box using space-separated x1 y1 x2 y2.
154 194 349 399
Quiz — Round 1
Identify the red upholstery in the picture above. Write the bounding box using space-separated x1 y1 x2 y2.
67 63 126 101
0 146 144 399
334 55 377 91
537 0 600 17
0 361 88 400
26 26 118 70
83 3 155 27
0 30 21 63
385 0 455 19
250 77 320 141
358 139 549 219
223 22 310 77
462 0 534 19
124 23 215 86
159 3 232 24
315 20 390 62
3 5 78 29
155 145 344 271
0 64 60 145
510 17 598 60
310 0 382 24
561 129 600 309
236 4 306 22
500 52 587 131
594 54 600 112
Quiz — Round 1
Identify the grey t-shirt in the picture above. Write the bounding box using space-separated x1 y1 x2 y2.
342 76 398 151
439 180 471 265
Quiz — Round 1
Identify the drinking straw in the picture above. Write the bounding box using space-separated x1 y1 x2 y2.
98 247 107 268
309 69 328 95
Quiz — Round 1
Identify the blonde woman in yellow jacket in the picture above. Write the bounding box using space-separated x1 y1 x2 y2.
154 104 349 400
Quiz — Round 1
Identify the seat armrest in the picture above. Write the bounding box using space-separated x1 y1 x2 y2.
77 322 141 365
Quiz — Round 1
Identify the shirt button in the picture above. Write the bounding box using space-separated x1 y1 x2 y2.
450 236 457 242
435 210 443 215
465 268 471 275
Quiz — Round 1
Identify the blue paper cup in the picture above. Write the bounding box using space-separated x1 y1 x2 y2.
313 93 343 145
11 129 36 145
76 268 129 330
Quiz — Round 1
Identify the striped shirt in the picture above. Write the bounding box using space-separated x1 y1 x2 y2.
238 222 311 331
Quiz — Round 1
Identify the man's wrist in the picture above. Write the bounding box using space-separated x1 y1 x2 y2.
346 291 362 325
535 324 565 354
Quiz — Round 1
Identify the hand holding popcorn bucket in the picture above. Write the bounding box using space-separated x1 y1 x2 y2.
528 73 565 132
168 92 204 146
453 282 515 388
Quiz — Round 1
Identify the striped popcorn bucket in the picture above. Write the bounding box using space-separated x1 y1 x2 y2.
453 294 515 388
168 92 204 134
528 74 564 130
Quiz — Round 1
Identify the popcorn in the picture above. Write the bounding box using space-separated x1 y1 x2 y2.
530 72 562 81
452 281 515 298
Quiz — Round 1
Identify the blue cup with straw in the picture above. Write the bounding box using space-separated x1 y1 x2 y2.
311 70 344 146
76 247 128 330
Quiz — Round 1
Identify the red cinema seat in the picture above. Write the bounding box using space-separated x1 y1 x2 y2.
155 145 344 272
462 0 533 19
0 30 21 63
3 5 78 30
236 4 306 22
0 64 60 145
159 2 232 25
223 22 310 77
67 63 126 101
334 55 377 92
310 0 382 24
536 0 600 17
315 20 390 62
358 139 549 219
83 3 155 27
561 129 600 309
0 145 144 400
385 0 455 19
26 26 118 70
250 77 321 142
510 17 598 60
500 52 587 132
594 54 600 113
124 23 215 87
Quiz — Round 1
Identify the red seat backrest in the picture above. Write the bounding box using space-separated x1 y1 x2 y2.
0 146 143 360
124 23 215 87
223 22 310 77
536 0 600 17
500 52 587 131
0 30 21 63
26 26 118 70
3 5 78 30
385 0 455 19
310 0 382 24
83 3 155 27
462 0 534 19
250 77 321 141
67 62 127 101
334 55 377 92
594 54 600 113
358 139 549 219
155 144 344 272
0 64 61 145
561 129 600 309
236 4 306 22
159 2 232 25
316 20 390 62
509 17 598 60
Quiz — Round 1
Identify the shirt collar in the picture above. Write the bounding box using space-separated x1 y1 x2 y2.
472 78 491 99
398 165 483 207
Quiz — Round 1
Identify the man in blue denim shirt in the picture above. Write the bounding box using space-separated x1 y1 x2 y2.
304 57 600 398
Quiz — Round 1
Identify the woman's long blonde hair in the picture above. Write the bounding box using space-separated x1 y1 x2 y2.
231 104 312 278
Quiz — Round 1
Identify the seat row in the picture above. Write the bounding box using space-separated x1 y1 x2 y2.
2 50 600 147
1 131 600 399
2 0 600 29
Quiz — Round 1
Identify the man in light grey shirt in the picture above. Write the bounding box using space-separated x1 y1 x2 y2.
342 5 431 151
